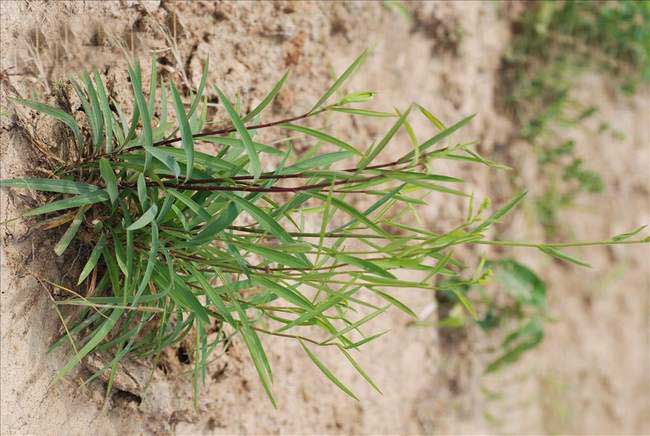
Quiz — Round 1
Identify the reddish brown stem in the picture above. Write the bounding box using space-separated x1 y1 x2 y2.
159 158 413 184
153 110 318 147
145 175 383 193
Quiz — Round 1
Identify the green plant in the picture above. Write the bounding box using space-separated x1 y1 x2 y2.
500 0 649 236
505 0 650 98
434 258 548 372
478 259 548 373
2 51 647 406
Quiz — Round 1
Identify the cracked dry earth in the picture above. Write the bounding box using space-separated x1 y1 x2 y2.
1 1 648 435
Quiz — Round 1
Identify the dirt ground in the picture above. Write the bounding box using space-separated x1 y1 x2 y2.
0 1 648 435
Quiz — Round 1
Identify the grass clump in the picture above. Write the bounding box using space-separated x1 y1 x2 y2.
2 51 648 406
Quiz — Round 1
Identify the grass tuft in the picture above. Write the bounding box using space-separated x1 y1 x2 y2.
2 51 647 405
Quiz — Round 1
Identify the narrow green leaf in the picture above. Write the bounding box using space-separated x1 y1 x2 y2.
299 340 358 401
344 331 388 349
124 101 140 146
416 103 445 130
77 234 106 284
539 246 592 268
337 345 382 394
612 225 647 241
200 136 283 156
146 146 181 178
187 264 234 324
93 70 114 153
53 307 123 383
281 151 353 174
327 107 396 118
254 277 312 310
156 194 174 223
370 288 417 318
450 288 477 320
399 113 476 162
223 193 293 243
170 82 195 181
161 266 210 323
167 189 211 222
148 55 158 115
128 63 153 168
321 305 390 345
336 254 396 279
54 207 86 256
0 178 100 195
242 71 289 123
12 98 82 146
71 78 95 155
474 191 527 233
311 49 369 112
310 192 389 237
156 147 239 173
171 204 190 231
277 288 357 333
99 158 119 204
82 72 104 149
357 106 411 171
134 221 159 297
187 58 209 119
336 91 375 105
218 270 276 407
214 86 261 180
137 173 147 209
280 124 361 155
127 205 158 231
193 202 239 244
237 242 310 269
23 191 109 217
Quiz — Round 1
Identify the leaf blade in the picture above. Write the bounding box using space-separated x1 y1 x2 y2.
311 49 369 112
127 205 158 231
214 86 261 180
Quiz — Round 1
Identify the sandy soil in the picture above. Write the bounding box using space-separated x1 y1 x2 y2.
1 1 648 435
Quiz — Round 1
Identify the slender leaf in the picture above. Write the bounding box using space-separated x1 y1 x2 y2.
311 49 369 112
214 86 261 180
23 191 109 217
0 178 100 195
99 159 119 204
299 340 358 401
242 71 289 123
539 246 592 268
54 207 87 256
127 205 158 231
77 234 106 284
13 98 82 146
93 71 114 153
281 124 361 155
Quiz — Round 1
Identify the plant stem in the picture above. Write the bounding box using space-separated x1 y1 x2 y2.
150 175 382 193
474 239 649 248
153 109 324 147
227 226 649 249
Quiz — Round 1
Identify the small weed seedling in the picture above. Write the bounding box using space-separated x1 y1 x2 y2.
2 51 648 405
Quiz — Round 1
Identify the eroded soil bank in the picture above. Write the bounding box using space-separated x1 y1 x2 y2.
1 1 648 435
